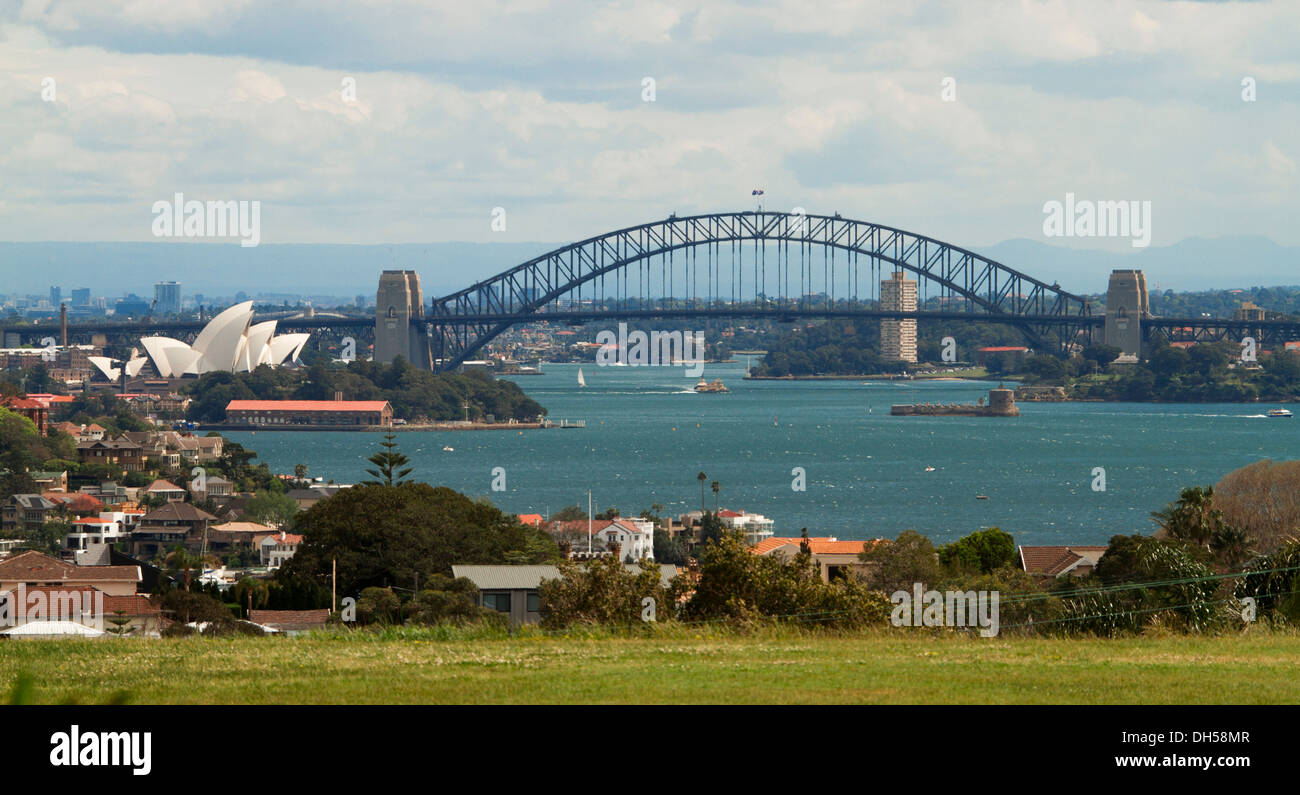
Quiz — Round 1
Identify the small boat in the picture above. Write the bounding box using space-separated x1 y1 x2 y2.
442 445 454 452
975 494 989 500
924 466 935 472
577 368 586 387
695 379 728 393
1268 408 1293 418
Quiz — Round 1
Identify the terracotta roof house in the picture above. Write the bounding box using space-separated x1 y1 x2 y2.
145 479 187 502
259 531 304 568
1018 545 1109 578
248 609 330 633
208 520 275 550
0 550 141 596
517 513 544 527
43 492 104 516
1 585 163 636
0 396 49 434
756 537 885 582
77 439 146 472
132 502 217 558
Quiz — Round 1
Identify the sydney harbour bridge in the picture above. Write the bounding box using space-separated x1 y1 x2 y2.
9 210 1300 373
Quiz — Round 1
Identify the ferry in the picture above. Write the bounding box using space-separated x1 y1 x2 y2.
1268 408 1293 418
694 379 729 393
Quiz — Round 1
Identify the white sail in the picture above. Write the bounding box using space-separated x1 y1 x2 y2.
577 368 586 387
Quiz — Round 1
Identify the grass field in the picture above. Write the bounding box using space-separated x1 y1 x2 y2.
4 625 1299 704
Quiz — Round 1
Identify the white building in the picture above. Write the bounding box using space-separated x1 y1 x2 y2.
135 301 310 378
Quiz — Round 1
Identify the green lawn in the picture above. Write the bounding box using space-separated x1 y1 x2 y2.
4 626 1298 704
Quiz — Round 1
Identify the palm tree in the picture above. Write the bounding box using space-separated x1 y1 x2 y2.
711 480 720 511
364 432 413 486
163 545 219 589
696 471 707 512
1151 485 1220 550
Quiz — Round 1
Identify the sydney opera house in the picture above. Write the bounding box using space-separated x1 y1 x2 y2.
88 301 310 381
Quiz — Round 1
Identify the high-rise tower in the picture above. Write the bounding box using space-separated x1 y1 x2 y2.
375 270 433 369
880 270 918 363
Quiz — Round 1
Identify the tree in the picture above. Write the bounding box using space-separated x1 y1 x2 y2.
104 610 134 637
1214 459 1300 555
551 504 587 522
860 530 942 593
538 556 669 628
244 490 299 527
696 471 707 511
363 432 413 486
711 480 720 511
278 482 560 597
293 463 309 483
938 527 1016 575
696 511 724 549
356 587 402 625
653 528 688 565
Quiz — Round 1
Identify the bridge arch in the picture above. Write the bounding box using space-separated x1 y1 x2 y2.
424 211 1093 370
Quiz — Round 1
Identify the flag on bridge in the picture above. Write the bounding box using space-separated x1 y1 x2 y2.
751 188 764 196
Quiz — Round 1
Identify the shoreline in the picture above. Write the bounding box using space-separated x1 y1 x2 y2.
201 421 582 432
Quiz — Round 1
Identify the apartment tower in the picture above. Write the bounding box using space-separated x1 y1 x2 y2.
880 270 918 363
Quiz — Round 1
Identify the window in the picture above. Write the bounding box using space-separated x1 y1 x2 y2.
526 593 540 613
482 592 511 612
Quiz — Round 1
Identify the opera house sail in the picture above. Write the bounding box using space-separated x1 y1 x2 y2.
132 301 310 378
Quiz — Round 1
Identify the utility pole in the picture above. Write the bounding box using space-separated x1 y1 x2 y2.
332 558 337 613
587 490 593 555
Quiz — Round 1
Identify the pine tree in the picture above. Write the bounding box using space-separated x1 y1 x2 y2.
364 433 413 486
105 610 134 637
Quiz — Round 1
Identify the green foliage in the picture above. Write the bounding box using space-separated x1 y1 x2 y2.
356 587 402 625
860 530 942 594
653 528 689 566
277 482 560 597
683 531 891 629
1234 540 1300 623
362 433 413 486
1066 535 1227 636
244 489 299 527
182 360 546 423
538 557 669 629
551 505 587 521
938 527 1016 576
405 575 492 625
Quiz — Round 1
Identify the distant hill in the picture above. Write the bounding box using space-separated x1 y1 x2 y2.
3 235 1298 299
974 236 1300 294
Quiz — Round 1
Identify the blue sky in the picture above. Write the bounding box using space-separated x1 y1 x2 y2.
1 0 1297 250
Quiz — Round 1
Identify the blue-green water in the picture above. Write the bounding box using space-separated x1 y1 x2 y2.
223 362 1299 546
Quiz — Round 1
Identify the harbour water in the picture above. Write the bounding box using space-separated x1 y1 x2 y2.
223 362 1299 546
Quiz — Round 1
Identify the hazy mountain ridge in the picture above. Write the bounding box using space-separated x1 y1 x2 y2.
2 235 1297 300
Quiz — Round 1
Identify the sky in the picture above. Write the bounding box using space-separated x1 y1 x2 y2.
1 0 1297 256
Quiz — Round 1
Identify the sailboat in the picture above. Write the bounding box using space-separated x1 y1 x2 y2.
577 368 586 387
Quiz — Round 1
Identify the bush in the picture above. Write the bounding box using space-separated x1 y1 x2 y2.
538 557 669 629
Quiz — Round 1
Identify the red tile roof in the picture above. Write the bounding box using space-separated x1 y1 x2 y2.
226 400 390 412
1019 545 1109 576
10 586 159 616
751 536 836 555
517 513 544 527
0 550 140 583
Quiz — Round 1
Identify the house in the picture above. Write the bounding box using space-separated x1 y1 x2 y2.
248 609 330 634
1018 545 1108 578
0 584 162 637
754 537 882 582
0 550 141 596
286 485 346 510
225 399 393 427
132 502 217 558
191 474 233 500
1 494 60 535
144 478 187 503
0 396 49 434
546 517 655 561
452 564 562 627
258 531 302 568
77 439 146 472
207 520 275 551
29 470 68 492
43 491 104 517
716 509 776 545
517 513 544 528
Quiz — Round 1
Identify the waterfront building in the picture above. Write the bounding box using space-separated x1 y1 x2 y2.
225 399 393 427
880 270 918 363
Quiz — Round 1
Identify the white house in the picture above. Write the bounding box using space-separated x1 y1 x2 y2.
259 531 302 568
